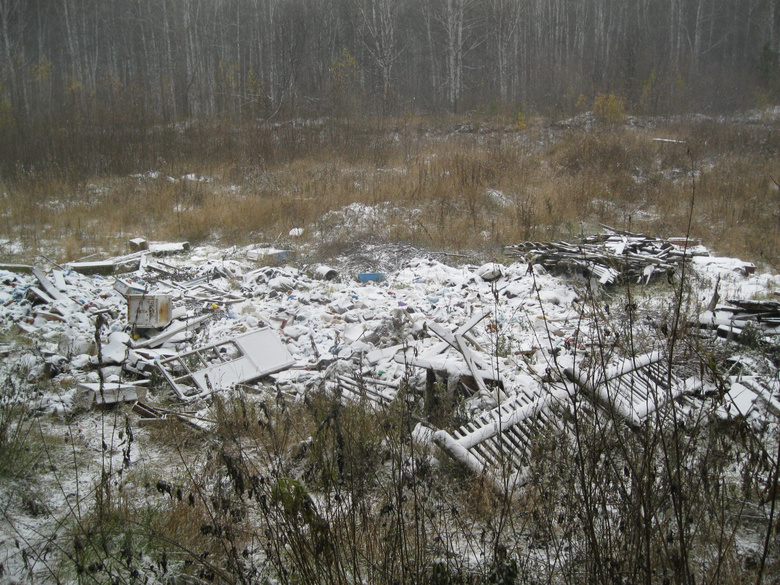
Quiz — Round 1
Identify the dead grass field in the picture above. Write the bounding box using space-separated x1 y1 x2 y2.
0 112 779 583
0 113 778 268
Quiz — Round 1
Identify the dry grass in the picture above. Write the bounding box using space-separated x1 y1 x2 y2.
0 115 777 266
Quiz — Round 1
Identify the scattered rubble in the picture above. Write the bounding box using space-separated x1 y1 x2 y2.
0 236 778 491
0 230 779 579
701 297 780 342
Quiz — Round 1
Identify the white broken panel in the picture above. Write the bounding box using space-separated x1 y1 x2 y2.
156 328 295 399
720 383 759 419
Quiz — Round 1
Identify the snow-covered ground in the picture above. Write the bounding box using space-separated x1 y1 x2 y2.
0 236 777 582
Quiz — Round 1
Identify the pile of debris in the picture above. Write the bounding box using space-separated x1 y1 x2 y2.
0 232 778 483
504 227 708 284
701 297 780 342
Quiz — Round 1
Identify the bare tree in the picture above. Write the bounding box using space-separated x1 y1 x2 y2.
486 0 522 104
0 0 23 115
437 0 478 114
356 0 403 112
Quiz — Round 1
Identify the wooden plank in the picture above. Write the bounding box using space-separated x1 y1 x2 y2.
455 333 490 396
32 267 70 302
134 314 210 348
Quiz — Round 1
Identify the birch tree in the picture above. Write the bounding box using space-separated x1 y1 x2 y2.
356 0 402 112
438 0 476 113
486 0 522 103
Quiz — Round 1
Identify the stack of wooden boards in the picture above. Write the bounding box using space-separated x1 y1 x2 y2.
504 229 699 284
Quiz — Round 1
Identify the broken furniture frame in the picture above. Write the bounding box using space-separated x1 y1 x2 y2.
395 311 506 402
336 374 399 409
563 351 703 428
433 387 573 490
156 328 295 400
433 351 703 489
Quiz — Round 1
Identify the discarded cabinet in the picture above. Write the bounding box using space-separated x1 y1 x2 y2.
127 293 173 329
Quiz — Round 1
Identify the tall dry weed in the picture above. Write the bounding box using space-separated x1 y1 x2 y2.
0 116 777 265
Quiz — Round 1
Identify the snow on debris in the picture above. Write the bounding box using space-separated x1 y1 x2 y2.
0 238 777 416
0 234 779 580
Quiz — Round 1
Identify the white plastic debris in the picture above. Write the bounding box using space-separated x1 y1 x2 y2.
476 262 504 282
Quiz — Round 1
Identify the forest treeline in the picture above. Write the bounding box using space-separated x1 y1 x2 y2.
0 0 778 178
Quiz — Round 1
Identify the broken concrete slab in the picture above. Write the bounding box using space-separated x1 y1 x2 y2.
246 247 292 263
67 258 141 276
27 287 56 305
96 331 132 365
77 382 147 407
148 241 190 256
32 268 81 310
0 264 33 274
129 237 149 252
33 310 66 323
